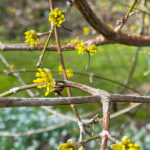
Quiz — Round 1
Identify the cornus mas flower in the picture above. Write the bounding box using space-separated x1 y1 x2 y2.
58 65 73 78
49 8 65 27
75 41 86 54
70 37 79 43
87 44 98 54
66 69 73 78
58 139 76 150
24 30 39 47
83 27 90 35
33 68 55 96
111 136 141 150
75 41 98 55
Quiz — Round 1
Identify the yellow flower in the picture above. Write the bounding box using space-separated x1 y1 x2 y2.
75 41 98 55
144 16 149 24
9 64 15 70
100 1 108 7
87 44 98 54
83 27 90 35
66 69 73 78
7 6 16 14
130 25 137 31
29 14 34 19
58 139 76 150
58 65 73 78
75 42 86 54
107 23 114 29
58 65 63 74
70 37 79 43
24 30 39 47
49 8 65 27
111 136 140 150
33 68 55 96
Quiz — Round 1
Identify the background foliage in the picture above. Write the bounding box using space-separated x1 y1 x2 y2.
0 0 150 149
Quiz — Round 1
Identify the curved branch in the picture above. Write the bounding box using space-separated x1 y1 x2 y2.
74 0 150 47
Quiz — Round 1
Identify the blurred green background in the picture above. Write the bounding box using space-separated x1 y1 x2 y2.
0 0 150 149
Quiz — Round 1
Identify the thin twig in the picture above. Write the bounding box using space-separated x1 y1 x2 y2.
0 83 38 97
108 0 150 15
120 0 146 94
1 69 140 94
49 0 85 141
115 0 137 31
36 26 54 67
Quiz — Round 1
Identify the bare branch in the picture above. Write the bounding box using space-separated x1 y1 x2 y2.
0 36 112 52
110 103 141 119
115 0 137 31
0 121 69 137
0 94 150 108
74 0 150 47
100 96 110 149
0 96 100 107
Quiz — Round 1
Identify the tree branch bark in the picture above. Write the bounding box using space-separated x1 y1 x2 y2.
74 0 150 47
0 94 150 107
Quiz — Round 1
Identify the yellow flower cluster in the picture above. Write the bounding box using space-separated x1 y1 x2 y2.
49 8 65 27
58 139 85 150
100 1 108 7
75 42 86 54
83 27 90 35
58 65 73 78
111 136 141 150
70 37 79 43
87 45 98 54
33 68 55 96
58 139 76 150
75 42 98 55
7 6 16 14
107 23 114 29
24 30 39 47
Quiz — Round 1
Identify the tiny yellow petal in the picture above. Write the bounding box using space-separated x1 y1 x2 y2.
33 68 55 96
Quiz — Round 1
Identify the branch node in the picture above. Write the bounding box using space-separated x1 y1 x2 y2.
9 87 19 94
99 130 109 138
0 42 5 51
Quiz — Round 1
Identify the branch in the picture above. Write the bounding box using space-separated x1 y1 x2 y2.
36 26 54 67
0 121 69 137
0 36 112 51
108 0 150 15
120 0 146 93
74 0 150 47
115 0 137 31
0 83 38 97
100 96 110 149
0 94 150 107
0 69 140 94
